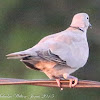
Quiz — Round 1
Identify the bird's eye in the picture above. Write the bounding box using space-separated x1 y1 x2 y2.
87 17 89 19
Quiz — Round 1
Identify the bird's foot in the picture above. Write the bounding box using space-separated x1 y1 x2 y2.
67 75 78 88
56 79 63 90
63 74 78 88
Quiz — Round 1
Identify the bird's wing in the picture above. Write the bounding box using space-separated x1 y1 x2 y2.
6 29 86 68
6 34 56 59
35 29 87 68
33 29 74 67
35 50 66 65
20 50 67 70
6 30 63 59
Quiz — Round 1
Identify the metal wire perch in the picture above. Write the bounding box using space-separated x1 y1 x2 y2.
0 78 100 88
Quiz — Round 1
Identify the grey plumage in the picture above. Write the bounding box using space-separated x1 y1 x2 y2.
6 13 91 87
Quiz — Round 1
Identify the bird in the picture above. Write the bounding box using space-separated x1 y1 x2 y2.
6 13 91 90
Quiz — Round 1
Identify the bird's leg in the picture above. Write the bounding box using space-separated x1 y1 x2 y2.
63 74 78 88
56 79 63 90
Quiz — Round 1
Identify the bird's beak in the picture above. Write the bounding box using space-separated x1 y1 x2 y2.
89 23 92 29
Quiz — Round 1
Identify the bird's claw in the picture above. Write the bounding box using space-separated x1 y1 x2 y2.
56 75 78 90
63 74 78 88
69 78 78 88
56 79 63 90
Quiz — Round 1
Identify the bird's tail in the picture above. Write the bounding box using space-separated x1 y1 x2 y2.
6 51 30 59
6 47 38 59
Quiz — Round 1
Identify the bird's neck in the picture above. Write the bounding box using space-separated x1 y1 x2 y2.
70 26 87 33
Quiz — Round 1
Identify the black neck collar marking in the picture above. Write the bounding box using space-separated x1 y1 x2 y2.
70 26 84 32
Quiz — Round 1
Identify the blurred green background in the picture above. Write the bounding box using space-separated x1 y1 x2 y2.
0 0 100 100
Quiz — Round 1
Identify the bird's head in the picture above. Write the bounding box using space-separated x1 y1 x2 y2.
70 13 92 30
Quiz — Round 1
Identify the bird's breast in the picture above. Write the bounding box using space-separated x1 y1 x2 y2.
67 39 89 68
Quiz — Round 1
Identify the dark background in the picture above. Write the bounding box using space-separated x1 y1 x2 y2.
0 0 100 100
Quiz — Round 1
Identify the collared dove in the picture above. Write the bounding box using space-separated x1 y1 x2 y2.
6 13 91 90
